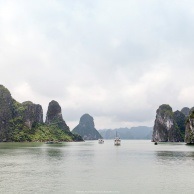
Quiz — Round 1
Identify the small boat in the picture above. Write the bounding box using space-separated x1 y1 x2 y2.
154 142 158 145
45 141 62 144
114 132 121 146
98 139 104 144
45 141 54 144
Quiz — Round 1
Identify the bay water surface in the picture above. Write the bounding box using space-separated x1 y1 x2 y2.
0 140 194 194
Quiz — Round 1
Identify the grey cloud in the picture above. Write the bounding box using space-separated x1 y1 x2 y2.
1 0 194 129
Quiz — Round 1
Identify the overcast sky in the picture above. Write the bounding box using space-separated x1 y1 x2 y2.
0 0 194 130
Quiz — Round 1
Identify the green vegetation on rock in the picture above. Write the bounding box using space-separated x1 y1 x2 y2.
185 111 194 144
10 124 82 142
158 104 173 119
45 100 70 132
0 85 83 142
174 110 186 139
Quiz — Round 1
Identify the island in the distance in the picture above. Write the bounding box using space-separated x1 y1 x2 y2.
0 85 83 142
98 126 152 140
72 114 102 140
2 84 194 144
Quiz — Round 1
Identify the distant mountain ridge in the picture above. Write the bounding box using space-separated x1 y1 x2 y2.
98 126 153 140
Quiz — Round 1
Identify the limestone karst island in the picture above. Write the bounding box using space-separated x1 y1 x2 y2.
0 85 83 142
152 104 194 144
1 84 194 144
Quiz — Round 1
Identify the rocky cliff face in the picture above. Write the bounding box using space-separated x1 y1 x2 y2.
189 107 194 115
21 101 43 128
45 100 69 131
12 101 43 129
181 107 190 117
152 104 183 142
0 85 83 142
0 85 14 141
0 85 44 141
173 110 186 137
72 114 102 140
185 111 194 144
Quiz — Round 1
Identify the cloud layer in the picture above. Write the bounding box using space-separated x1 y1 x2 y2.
1 0 194 129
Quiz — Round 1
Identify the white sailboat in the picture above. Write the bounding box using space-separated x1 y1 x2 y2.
114 131 121 146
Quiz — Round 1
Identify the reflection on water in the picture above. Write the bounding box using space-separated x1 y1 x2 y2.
44 147 64 159
153 142 194 164
154 151 194 165
0 142 42 150
43 144 64 158
156 151 191 159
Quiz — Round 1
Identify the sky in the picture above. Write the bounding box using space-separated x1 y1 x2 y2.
1 0 194 130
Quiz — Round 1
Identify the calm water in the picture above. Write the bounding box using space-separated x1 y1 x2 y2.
0 140 194 194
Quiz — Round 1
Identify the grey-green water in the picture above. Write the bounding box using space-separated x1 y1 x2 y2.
0 140 194 194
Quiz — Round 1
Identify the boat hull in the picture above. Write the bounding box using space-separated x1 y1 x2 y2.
114 139 121 146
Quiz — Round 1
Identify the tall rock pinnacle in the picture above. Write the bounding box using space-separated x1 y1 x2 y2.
152 104 183 142
72 114 102 140
45 100 69 131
